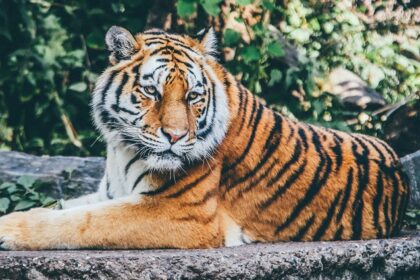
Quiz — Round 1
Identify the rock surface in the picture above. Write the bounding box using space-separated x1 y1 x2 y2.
0 151 104 199
402 150 420 209
323 68 386 110
0 151 420 279
0 234 419 280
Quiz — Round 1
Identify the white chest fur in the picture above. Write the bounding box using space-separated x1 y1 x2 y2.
104 143 152 199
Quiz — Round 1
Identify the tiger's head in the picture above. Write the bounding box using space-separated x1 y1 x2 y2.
92 26 230 171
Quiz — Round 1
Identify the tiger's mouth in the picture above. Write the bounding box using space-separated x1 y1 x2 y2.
154 150 181 159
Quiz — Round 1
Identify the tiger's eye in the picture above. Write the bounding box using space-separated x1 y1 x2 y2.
188 92 200 102
144 86 157 95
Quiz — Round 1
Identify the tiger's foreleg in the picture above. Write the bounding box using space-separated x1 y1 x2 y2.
0 194 222 250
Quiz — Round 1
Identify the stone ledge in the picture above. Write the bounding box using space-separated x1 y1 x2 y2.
1 151 420 279
0 234 419 280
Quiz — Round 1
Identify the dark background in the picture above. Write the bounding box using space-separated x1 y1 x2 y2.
0 0 418 157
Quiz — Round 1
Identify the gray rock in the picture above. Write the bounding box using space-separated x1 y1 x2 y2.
0 234 419 279
0 151 104 199
323 68 387 110
402 150 420 209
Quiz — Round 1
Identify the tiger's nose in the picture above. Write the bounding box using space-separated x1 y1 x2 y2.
162 128 188 144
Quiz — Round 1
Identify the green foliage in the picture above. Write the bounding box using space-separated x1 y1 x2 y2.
0 176 56 216
280 0 419 134
0 0 418 157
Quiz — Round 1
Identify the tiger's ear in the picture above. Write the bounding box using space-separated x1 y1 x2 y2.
105 26 139 64
196 28 217 57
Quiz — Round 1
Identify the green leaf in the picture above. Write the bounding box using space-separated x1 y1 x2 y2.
6 185 19 194
17 176 36 188
262 0 276 10
14 200 37 211
86 30 104 50
201 0 222 16
240 46 260 63
69 82 87 92
41 197 56 207
267 42 284 57
0 182 15 190
268 69 283 86
236 0 253 6
223 29 241 47
0 198 10 213
10 194 22 202
176 0 197 18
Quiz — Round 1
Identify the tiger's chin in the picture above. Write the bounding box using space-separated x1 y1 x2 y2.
145 153 184 171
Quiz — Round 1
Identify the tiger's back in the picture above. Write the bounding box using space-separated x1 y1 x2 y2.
218 80 409 241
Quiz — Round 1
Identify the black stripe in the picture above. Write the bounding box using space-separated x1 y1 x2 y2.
174 56 193 69
125 153 142 175
182 189 216 206
150 45 171 56
335 167 354 223
132 171 151 191
260 158 308 210
247 96 258 127
132 63 141 86
173 48 195 63
297 128 309 150
231 120 301 195
377 140 398 163
360 135 400 232
351 138 370 240
167 170 212 199
291 214 315 241
313 190 343 241
225 113 282 190
113 72 129 112
237 83 249 134
372 172 384 238
222 102 264 173
100 71 118 105
265 138 303 187
275 127 332 234
140 173 188 196
390 174 400 230
384 196 391 237
333 225 344 240
144 31 166 35
286 122 295 143
145 40 166 46
143 64 167 80
394 183 408 235
331 136 343 173
112 105 139 115
98 109 121 130
197 81 216 138
235 157 279 197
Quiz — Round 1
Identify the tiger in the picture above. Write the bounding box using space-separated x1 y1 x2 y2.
0 26 409 250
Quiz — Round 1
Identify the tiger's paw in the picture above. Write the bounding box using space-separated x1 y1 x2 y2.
0 208 51 250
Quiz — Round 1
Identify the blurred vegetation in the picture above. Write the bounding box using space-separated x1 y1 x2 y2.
0 0 418 157
0 176 55 215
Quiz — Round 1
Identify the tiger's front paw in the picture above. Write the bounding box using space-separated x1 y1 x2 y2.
0 208 51 250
